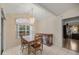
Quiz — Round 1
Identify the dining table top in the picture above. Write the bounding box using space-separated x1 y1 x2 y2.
23 36 35 42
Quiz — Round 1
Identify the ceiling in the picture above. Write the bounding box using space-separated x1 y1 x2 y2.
37 3 79 16
0 3 48 20
0 3 79 20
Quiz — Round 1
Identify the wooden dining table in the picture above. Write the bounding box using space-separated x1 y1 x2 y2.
23 36 35 54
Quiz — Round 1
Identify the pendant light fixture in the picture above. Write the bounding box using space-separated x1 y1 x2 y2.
30 8 35 24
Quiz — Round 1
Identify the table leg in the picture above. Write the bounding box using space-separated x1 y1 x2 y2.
28 43 30 55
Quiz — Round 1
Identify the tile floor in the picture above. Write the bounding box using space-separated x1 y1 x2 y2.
3 45 79 55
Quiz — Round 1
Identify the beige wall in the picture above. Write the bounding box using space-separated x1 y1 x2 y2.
34 4 62 47
36 12 58 46
5 13 38 49
37 16 56 33
33 20 39 33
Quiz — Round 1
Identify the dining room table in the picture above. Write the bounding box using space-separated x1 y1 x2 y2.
23 36 35 54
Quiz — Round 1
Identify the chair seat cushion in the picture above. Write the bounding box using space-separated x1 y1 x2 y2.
31 43 41 48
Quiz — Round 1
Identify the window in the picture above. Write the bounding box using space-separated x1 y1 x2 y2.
16 24 30 38
16 18 35 39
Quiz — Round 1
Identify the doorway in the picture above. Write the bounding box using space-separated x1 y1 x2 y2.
62 16 79 52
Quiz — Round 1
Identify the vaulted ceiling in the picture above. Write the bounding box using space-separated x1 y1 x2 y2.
37 3 79 16
0 3 48 20
0 3 79 20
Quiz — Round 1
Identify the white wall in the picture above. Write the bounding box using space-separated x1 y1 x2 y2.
53 16 63 47
37 14 56 44
35 6 60 47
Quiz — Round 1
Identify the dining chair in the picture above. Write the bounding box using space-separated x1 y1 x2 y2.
20 35 28 53
30 33 43 55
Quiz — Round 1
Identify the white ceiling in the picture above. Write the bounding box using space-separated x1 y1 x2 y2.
0 3 79 20
0 3 49 20
37 3 79 16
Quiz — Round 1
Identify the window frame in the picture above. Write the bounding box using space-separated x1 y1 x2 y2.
16 24 31 39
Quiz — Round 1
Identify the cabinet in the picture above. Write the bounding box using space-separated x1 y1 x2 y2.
42 34 53 46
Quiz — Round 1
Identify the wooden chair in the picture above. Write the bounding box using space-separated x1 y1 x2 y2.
30 33 43 55
20 35 28 53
